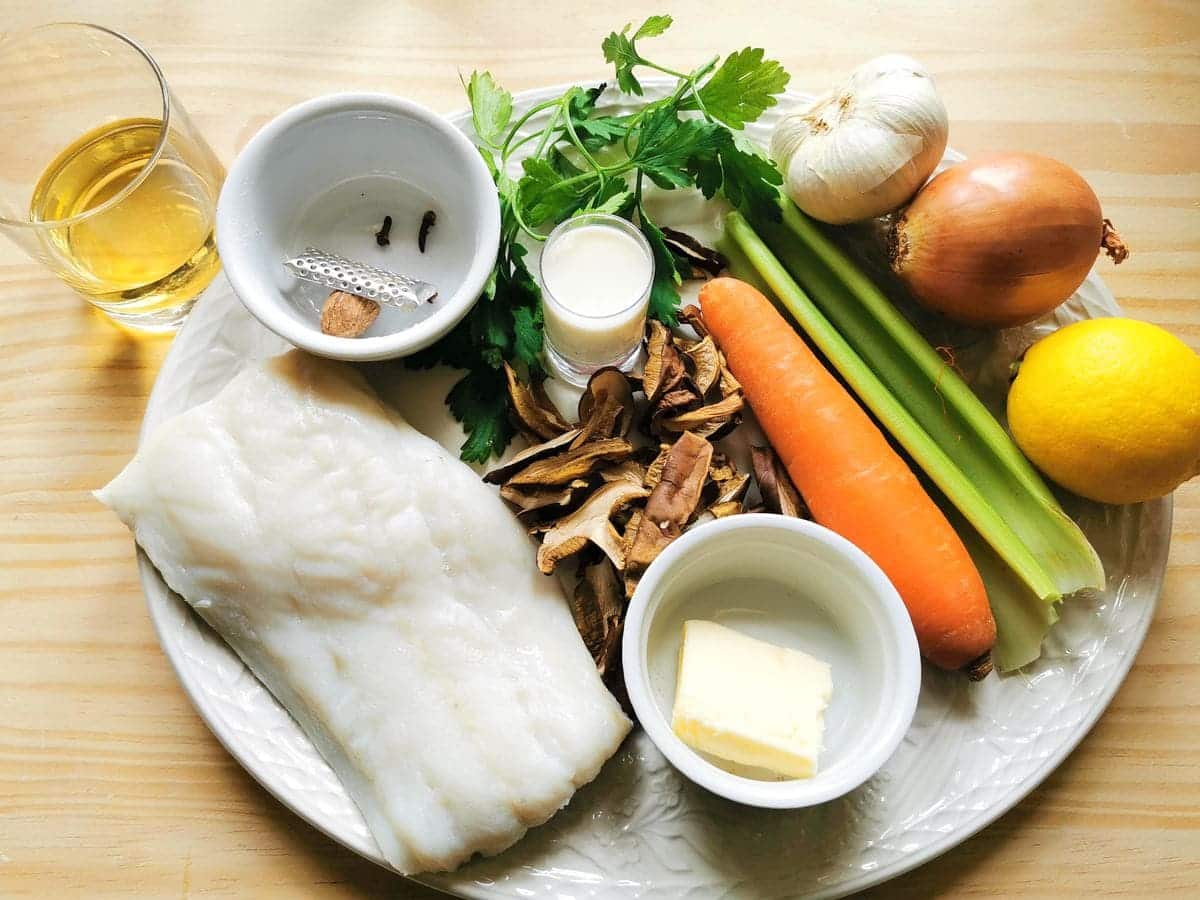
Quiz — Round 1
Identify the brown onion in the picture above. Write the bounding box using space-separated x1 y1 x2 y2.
888 152 1128 328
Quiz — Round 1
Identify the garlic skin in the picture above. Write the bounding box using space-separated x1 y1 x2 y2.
770 55 949 225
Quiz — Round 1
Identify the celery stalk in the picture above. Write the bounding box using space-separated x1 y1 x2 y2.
744 202 1103 599
723 211 1103 671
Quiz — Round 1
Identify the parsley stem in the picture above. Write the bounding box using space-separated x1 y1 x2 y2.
533 106 563 158
559 91 605 179
500 98 562 160
510 196 545 242
639 59 691 81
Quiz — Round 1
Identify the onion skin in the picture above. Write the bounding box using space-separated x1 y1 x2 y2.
888 152 1127 328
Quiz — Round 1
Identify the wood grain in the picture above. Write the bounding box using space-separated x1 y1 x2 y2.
1 1 1197 897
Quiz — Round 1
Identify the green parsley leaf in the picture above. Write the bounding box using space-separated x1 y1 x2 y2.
639 215 683 325
546 146 585 178
518 157 599 226
511 305 543 370
563 85 627 152
683 129 782 221
574 115 628 152
717 132 784 222
583 181 635 216
601 27 643 96
682 48 790 129
567 83 606 120
634 14 673 40
446 368 515 463
632 106 722 190
469 294 513 369
508 244 544 370
602 15 672 96
464 71 512 148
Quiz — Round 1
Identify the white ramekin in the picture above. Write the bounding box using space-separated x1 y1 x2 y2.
216 93 499 361
623 514 922 808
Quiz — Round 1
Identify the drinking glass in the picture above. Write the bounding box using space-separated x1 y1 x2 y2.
0 24 224 331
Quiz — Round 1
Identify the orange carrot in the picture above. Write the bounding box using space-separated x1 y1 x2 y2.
700 277 995 674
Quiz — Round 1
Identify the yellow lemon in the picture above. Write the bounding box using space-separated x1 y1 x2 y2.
1008 318 1200 505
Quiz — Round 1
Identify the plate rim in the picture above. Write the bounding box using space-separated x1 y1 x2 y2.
134 79 1171 900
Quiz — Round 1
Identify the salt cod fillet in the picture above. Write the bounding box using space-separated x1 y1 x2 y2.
96 351 631 874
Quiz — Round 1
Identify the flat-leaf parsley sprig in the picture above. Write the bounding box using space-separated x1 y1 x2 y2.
409 14 790 462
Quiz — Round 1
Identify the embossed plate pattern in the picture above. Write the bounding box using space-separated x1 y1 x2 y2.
134 83 1169 899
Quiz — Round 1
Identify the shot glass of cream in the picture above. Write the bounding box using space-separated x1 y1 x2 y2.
538 214 654 385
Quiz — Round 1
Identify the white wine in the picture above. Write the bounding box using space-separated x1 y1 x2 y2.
30 117 222 315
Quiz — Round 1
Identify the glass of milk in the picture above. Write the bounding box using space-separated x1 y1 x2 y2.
539 213 654 385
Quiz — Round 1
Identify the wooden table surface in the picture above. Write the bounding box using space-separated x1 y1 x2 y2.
2 1 1196 897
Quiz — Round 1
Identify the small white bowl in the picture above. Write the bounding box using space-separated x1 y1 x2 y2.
216 93 500 361
623 514 921 808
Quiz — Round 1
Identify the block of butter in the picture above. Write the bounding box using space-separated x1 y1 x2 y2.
671 620 833 779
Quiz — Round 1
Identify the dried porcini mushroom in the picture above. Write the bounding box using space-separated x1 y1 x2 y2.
507 438 634 487
499 479 587 521
680 304 709 339
648 386 704 438
571 558 625 677
656 391 745 440
661 227 727 279
320 290 379 338
643 307 744 442
643 443 673 489
504 362 571 441
708 500 744 519
620 507 644 559
703 459 750 509
752 445 808 518
535 480 649 574
708 452 737 486
642 321 688 404
624 432 714 598
483 428 580 485
682 335 722 396
718 363 742 399
573 367 636 447
599 459 646 486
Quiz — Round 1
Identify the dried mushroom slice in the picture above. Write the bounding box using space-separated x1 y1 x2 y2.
708 500 744 519
642 321 688 404
661 227 727 278
599 460 647 486
700 454 749 518
648 385 704 438
714 472 750 505
752 445 808 518
573 367 636 448
535 480 649 574
718 355 741 398
656 391 745 440
643 444 673 489
499 479 587 521
620 507 644 560
624 432 714 597
680 304 709 339
682 335 722 397
483 428 580 485
507 438 634 487
571 558 625 676
504 362 571 441
708 452 737 487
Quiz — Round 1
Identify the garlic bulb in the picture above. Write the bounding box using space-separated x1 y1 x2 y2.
770 55 949 224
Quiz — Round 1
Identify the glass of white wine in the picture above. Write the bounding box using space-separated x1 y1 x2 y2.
0 24 224 331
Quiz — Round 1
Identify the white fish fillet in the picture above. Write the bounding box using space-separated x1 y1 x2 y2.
97 351 631 873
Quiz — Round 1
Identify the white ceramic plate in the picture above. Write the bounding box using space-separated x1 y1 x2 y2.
134 83 1170 899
